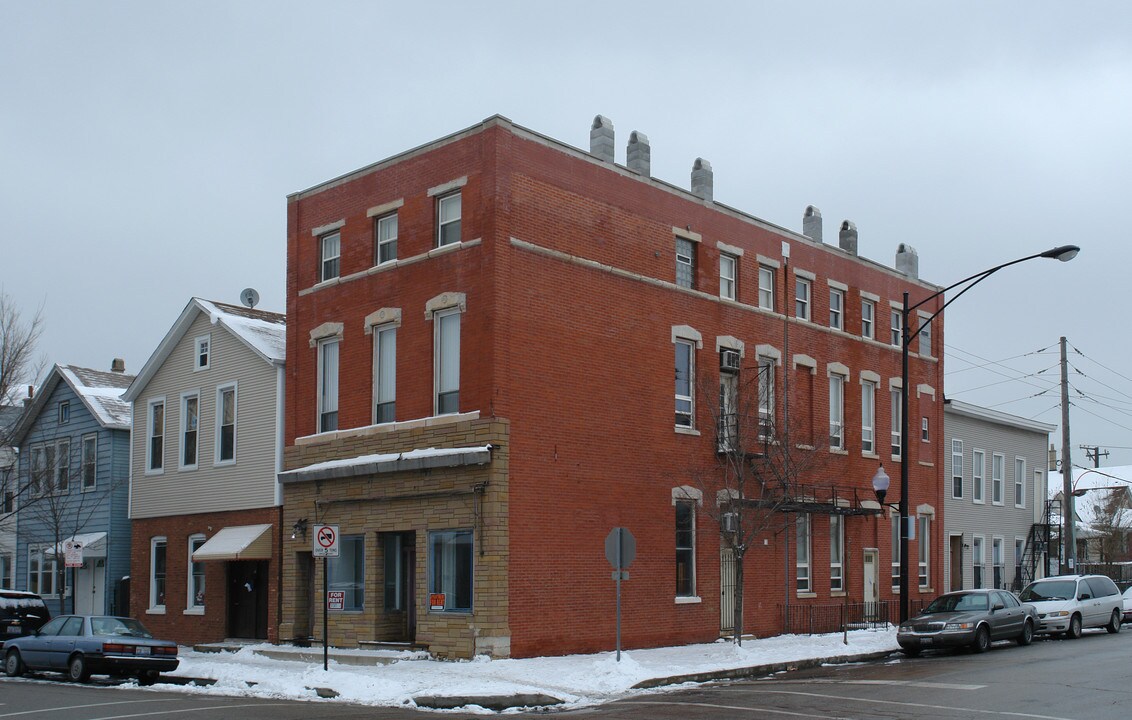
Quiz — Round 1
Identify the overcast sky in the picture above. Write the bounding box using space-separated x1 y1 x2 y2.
3 1 1130 470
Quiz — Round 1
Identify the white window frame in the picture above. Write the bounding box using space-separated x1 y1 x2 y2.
828 372 845 450
29 443 49 495
194 334 211 371
215 382 237 465
972 535 985 589
829 288 844 330
758 264 775 310
146 397 166 474
718 369 738 451
58 400 70 424
973 449 985 503
795 277 811 320
719 253 736 300
862 299 875 339
675 500 697 598
320 230 341 282
992 452 1005 505
1014 457 1026 508
28 544 59 597
434 309 461 415
918 514 931 588
375 212 398 265
0 553 12 590
830 514 844 592
891 514 901 589
921 416 929 442
179 391 200 471
992 537 1004 590
891 308 903 347
437 192 462 247
861 379 876 454
796 514 811 593
918 312 932 357
81 433 97 491
187 534 206 613
675 340 695 429
675 236 695 289
890 387 902 458
757 356 775 439
951 439 964 499
149 537 167 613
54 437 71 493
317 338 340 433
373 324 397 424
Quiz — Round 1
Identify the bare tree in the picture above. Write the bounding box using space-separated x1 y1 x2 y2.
0 288 46 425
689 357 825 645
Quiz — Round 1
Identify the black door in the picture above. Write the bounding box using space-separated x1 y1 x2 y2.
227 561 268 639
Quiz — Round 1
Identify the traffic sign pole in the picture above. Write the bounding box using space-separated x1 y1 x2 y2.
323 555 329 671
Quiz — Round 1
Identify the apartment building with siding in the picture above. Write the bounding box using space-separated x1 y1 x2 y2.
279 115 947 658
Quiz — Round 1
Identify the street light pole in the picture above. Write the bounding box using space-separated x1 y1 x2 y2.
896 245 1079 623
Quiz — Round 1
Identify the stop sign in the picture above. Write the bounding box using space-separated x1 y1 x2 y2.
604 527 636 570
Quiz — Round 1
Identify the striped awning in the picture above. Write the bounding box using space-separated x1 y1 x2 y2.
191 524 273 561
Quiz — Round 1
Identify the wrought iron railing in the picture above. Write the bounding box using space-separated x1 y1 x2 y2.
780 599 930 635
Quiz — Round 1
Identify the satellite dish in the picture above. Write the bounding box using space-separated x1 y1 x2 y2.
240 288 260 309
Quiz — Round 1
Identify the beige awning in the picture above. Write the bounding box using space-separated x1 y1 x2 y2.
192 524 273 561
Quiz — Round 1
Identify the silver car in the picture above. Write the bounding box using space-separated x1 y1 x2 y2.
897 589 1038 656
1018 574 1124 638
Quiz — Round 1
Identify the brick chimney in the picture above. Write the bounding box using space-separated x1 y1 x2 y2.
691 158 713 202
111 358 126 373
590 115 615 163
626 131 650 176
839 220 858 256
803 205 823 243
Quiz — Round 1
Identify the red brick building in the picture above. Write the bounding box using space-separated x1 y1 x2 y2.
277 115 945 658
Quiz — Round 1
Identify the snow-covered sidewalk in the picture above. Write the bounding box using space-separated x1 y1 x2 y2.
163 629 899 712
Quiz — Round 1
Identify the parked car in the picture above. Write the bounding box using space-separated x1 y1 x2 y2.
1 589 50 639
1122 585 1132 624
1018 574 1124 638
897 589 1038 656
2 615 178 684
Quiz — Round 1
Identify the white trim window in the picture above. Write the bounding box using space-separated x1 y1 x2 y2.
830 514 844 592
373 325 396 424
1014 537 1025 587
861 379 876 454
795 277 811 320
674 340 695 428
437 192 462 246
992 537 1004 589
215 384 237 464
375 212 398 264
796 514 812 592
891 308 903 347
719 253 736 300
675 500 696 597
758 356 775 439
187 534 206 611
973 450 985 503
0 553 12 590
28 545 58 597
758 265 775 310
890 388 902 458
147 398 165 473
921 416 929 442
992 453 1005 505
149 537 167 612
972 535 985 588
861 299 875 339
918 515 931 588
918 314 932 357
891 514 901 589
194 335 211 371
180 392 199 469
676 237 695 289
29 444 50 495
951 439 964 499
81 434 97 491
829 288 844 330
318 338 340 432
320 230 341 281
828 373 845 450
1014 457 1026 508
435 310 461 415
718 369 738 451
58 401 70 424
54 438 70 493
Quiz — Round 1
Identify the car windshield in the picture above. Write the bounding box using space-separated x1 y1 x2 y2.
1020 580 1076 602
90 616 154 638
922 593 989 613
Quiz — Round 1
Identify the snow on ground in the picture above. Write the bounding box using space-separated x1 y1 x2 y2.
161 629 898 712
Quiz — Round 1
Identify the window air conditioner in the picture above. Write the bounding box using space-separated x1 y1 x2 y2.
722 512 739 533
720 349 740 373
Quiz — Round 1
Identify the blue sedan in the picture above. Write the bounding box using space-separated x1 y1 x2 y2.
2 615 178 684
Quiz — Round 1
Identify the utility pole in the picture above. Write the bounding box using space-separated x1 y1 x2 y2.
1079 445 1108 468
1060 337 1076 574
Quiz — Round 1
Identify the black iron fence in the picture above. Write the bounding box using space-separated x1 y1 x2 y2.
780 599 930 635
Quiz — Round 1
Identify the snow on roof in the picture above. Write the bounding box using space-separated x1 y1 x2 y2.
58 364 135 430
280 446 492 484
1050 466 1132 530
195 298 285 363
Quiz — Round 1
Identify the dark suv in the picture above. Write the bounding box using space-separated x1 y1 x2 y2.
1 589 51 639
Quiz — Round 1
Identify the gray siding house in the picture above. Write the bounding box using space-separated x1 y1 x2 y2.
943 399 1055 593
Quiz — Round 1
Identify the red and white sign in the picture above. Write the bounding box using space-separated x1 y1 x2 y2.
63 540 84 568
429 593 446 611
312 524 339 557
327 591 345 610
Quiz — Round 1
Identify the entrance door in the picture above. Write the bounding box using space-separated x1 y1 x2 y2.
862 549 879 620
720 547 736 635
74 559 105 615
950 535 964 591
227 560 268 639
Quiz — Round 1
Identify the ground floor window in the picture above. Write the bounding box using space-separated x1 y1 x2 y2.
675 500 696 597
383 533 404 612
429 529 473 613
150 537 167 610
328 534 364 611
796 514 811 592
188 534 206 610
28 545 58 597
0 553 12 588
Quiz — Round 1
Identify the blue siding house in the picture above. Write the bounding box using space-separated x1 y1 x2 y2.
9 362 134 616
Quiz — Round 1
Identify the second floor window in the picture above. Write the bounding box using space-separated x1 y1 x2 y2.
437 193 461 246
973 450 985 502
318 339 340 433
435 311 460 415
758 265 775 310
675 237 695 289
81 435 97 490
181 394 199 468
952 440 964 498
320 231 340 282
861 380 876 454
829 288 844 330
862 299 875 339
216 385 236 463
375 213 398 264
795 277 811 320
719 253 736 300
674 340 694 428
890 388 902 458
758 356 775 438
829 374 844 449
374 326 397 424
992 453 1005 504
54 438 70 492
891 308 903 347
1015 458 1026 507
148 399 165 472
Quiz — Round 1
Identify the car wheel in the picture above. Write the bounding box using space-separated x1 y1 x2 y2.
1107 609 1122 634
1066 614 1083 639
4 649 25 678
137 670 159 686
67 654 91 683
1017 620 1034 646
971 625 991 653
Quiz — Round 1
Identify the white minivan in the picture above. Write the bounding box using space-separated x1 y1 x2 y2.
1018 574 1124 638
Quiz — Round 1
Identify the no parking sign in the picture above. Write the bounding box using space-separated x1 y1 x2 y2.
312 524 339 557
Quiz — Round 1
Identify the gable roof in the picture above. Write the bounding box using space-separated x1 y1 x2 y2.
123 297 285 402
10 363 136 443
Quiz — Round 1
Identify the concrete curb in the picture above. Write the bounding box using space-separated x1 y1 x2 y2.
631 649 896 689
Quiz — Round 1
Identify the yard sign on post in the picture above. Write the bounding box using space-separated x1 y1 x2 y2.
312 524 339 671
604 527 635 661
